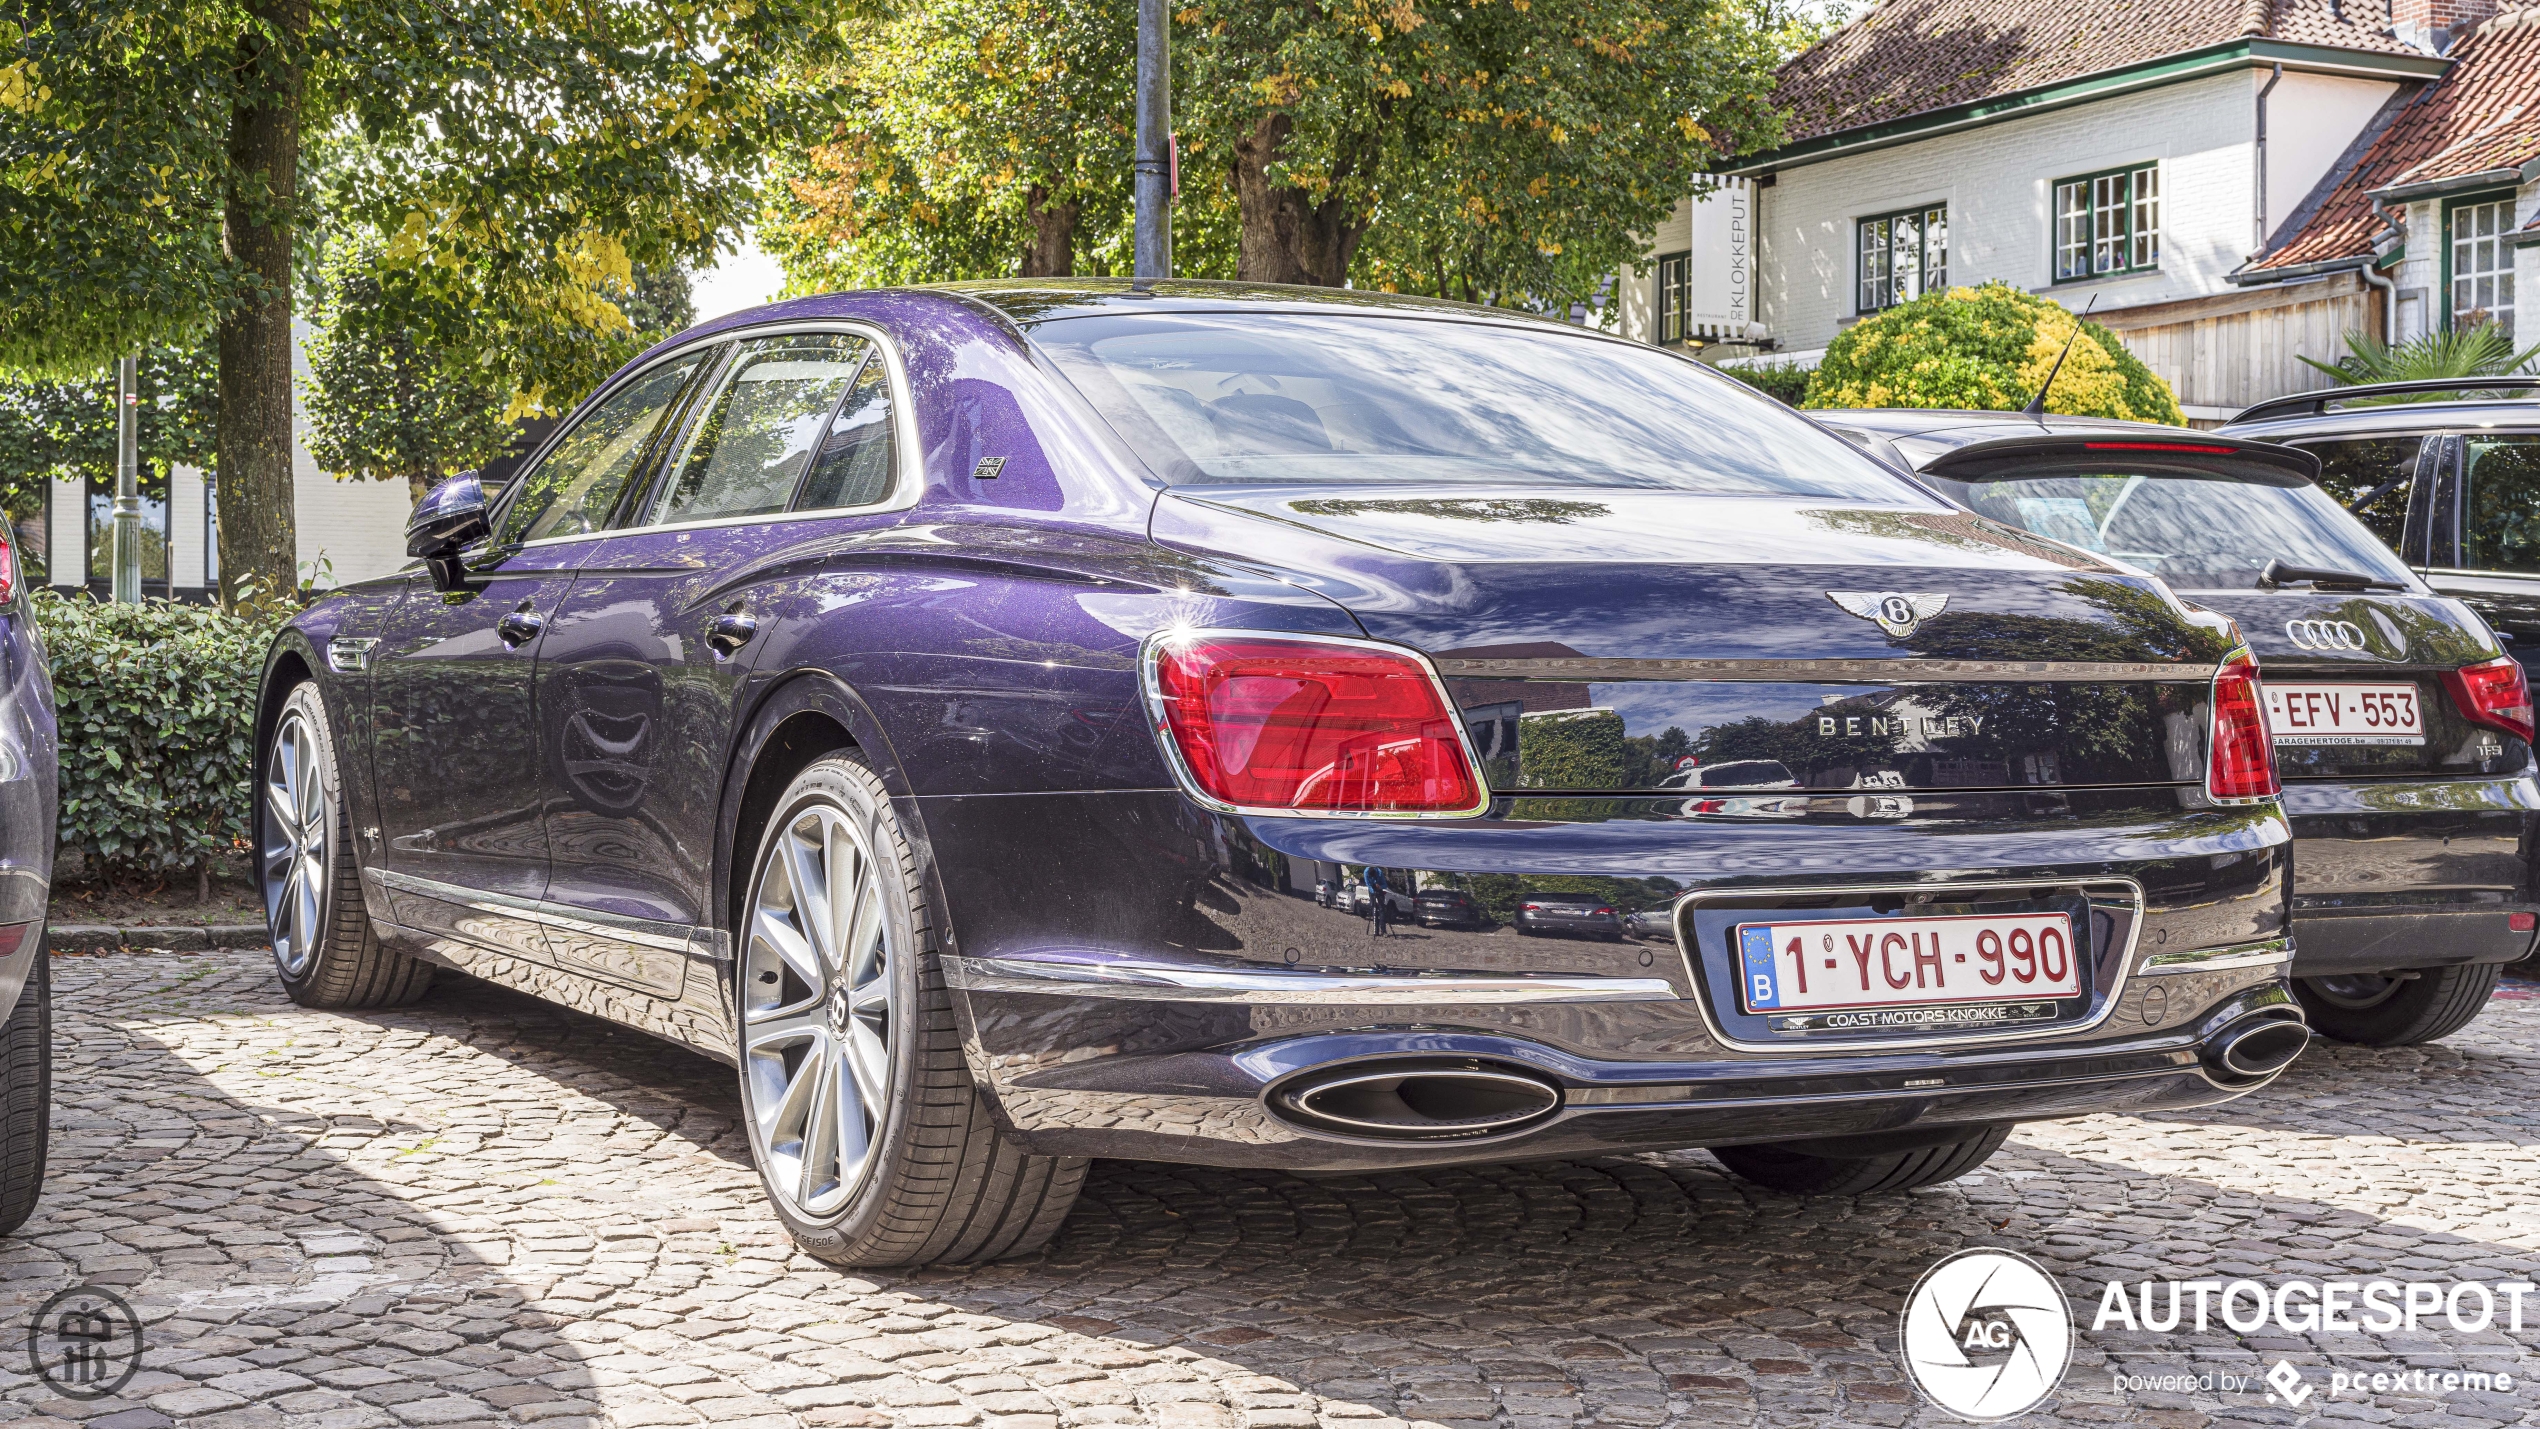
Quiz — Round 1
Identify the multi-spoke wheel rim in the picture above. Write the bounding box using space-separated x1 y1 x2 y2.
742 800 893 1220
2306 973 2404 1010
261 710 331 979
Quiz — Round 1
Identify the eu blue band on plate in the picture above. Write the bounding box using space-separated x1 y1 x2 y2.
1739 925 1780 1010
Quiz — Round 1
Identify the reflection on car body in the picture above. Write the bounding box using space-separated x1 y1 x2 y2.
258 281 2307 1269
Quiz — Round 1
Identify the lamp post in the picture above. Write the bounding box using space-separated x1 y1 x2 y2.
111 356 140 604
1132 0 1172 279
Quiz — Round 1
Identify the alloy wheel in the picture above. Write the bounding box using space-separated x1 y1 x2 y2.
261 709 331 979
742 800 893 1219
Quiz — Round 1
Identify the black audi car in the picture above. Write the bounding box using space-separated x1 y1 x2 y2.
260 281 2301 1268
1821 407 2537 1046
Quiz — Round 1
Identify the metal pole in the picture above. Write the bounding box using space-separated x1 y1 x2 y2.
111 355 141 604
1132 0 1172 280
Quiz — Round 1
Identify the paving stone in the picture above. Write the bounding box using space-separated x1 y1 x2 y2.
8 950 2540 1429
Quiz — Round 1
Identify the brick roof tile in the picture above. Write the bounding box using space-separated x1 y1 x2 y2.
2253 5 2540 270
1775 0 2419 147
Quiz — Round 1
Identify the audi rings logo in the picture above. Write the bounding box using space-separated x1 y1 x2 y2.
1900 1248 2073 1421
2284 619 2377 655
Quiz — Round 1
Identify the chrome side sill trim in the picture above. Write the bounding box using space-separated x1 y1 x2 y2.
366 868 700 955
2136 936 2293 976
1433 656 2209 684
945 954 1679 1005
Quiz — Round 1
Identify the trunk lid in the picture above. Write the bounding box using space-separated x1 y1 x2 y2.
2184 587 2516 781
1152 487 2239 794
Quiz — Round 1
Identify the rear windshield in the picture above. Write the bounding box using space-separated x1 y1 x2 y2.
1027 311 1917 499
1917 461 2414 591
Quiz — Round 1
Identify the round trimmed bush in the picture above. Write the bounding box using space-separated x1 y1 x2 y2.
1803 280 2184 424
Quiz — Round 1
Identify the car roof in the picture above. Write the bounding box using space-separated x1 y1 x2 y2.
943 278 1587 331
2222 397 2540 442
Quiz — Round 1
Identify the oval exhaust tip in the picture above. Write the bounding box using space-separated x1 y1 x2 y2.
2215 1018 2310 1078
1276 1060 1561 1140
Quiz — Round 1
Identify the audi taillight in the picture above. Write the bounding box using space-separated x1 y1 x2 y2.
2208 648 2279 803
2445 655 2535 745
1145 631 1486 816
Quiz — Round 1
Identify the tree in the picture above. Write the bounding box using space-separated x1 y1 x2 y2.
761 0 1143 290
1804 282 2185 424
0 0 841 605
306 242 697 504
1172 0 1789 305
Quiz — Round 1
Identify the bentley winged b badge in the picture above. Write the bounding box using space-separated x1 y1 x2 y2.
1827 591 1949 639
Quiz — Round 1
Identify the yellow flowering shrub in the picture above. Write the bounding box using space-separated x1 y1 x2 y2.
1803 281 2184 424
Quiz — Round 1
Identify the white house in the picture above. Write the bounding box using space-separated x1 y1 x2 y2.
1621 0 2537 419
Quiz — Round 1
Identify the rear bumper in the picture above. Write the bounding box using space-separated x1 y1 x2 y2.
925 787 2296 1170
2282 774 2540 976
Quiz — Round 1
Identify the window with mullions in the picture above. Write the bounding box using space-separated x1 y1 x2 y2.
2449 195 2516 341
2054 164 2160 281
1857 205 1947 313
1655 251 1692 346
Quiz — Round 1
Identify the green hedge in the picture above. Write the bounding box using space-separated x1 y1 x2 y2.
36 593 284 876
1712 360 1813 405
1805 280 2184 424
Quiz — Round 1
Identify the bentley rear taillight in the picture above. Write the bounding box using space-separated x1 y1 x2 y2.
2444 655 2535 746
2207 648 2279 803
1145 631 1486 817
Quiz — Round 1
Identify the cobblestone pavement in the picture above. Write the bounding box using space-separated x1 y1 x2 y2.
3 950 2540 1429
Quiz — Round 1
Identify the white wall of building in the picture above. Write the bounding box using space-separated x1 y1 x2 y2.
1751 69 2397 355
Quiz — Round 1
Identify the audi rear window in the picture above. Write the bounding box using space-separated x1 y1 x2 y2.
1026 312 1920 500
1917 458 2413 591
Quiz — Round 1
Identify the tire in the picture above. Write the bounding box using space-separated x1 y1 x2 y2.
1710 1125 2012 1195
734 753 1085 1267
0 940 47 1236
263 682 433 1009
2296 962 2502 1047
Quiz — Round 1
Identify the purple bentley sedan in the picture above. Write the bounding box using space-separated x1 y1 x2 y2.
260 281 2306 1267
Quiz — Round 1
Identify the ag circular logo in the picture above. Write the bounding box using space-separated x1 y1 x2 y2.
1900 1248 2072 1421
25 1285 144 1400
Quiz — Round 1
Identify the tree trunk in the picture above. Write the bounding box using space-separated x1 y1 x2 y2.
1019 186 1078 277
1232 112 1374 287
215 0 307 610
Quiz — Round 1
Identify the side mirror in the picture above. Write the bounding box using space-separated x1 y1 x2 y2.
407 471 490 591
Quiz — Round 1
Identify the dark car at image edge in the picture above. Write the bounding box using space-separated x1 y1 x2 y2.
0 513 56 1239
1821 405 2540 1046
259 279 2307 1267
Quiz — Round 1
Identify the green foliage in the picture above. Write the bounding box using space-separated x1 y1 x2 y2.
2297 323 2540 389
304 238 514 501
1711 359 1812 405
1805 281 2184 424
1517 708 1627 788
0 0 841 400
35 591 285 876
0 343 219 565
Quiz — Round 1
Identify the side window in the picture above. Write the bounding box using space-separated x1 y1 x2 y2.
648 333 870 525
497 353 707 547
2296 437 2421 553
2461 436 2540 573
796 354 900 511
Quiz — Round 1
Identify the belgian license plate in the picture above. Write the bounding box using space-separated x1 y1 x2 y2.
1735 911 2080 1026
2265 681 2424 746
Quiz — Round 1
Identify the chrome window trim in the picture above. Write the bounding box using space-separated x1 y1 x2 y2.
368 868 700 956
1669 877 2150 1054
486 318 926 555
1432 656 2218 683
943 953 1677 1004
1138 627 1495 820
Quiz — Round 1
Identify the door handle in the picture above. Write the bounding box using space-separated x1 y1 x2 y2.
707 610 760 658
497 604 545 648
